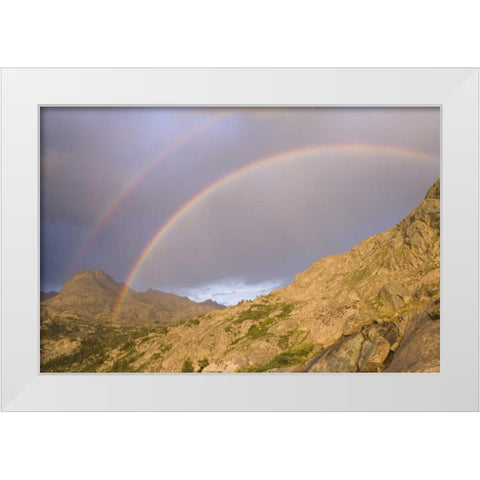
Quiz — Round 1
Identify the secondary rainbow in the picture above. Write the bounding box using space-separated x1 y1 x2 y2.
113 143 439 314
69 113 231 275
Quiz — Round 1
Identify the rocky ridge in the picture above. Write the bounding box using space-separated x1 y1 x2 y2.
42 269 220 324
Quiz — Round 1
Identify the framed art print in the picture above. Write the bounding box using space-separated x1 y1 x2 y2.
1 68 478 411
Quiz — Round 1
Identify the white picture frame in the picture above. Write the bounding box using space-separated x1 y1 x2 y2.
1 68 478 411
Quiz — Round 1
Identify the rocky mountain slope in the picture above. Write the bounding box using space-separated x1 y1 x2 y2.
41 179 440 373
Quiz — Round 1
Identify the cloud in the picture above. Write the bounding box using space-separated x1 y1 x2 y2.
174 279 286 306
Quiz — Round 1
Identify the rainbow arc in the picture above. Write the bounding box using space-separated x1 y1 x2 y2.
112 143 439 315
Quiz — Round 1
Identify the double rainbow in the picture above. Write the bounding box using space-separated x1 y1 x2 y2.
69 113 231 275
113 143 439 314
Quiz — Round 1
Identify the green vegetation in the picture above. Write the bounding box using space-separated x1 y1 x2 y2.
277 333 291 350
181 357 194 372
233 302 293 324
345 269 369 286
237 343 315 372
41 334 110 372
187 317 200 326
139 335 150 344
120 339 136 352
159 343 172 354
41 318 79 339
110 355 141 372
197 358 209 372
277 327 310 350
228 303 295 348
244 317 276 340
41 323 156 373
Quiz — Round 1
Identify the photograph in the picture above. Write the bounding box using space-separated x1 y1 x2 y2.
40 106 440 373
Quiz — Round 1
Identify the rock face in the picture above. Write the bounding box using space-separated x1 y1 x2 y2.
385 299 440 372
41 179 440 373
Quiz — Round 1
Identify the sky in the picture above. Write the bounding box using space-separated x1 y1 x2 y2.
40 107 440 305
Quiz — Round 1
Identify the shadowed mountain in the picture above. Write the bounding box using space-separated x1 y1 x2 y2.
41 179 440 373
41 290 59 301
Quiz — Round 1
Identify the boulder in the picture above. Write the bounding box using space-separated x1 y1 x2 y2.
343 312 373 336
386 312 440 372
359 337 391 372
309 333 364 372
378 282 410 309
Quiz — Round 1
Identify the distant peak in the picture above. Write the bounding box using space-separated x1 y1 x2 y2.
40 290 59 301
61 270 121 292
200 299 227 309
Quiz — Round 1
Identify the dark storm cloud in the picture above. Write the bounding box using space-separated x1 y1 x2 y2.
40 107 440 302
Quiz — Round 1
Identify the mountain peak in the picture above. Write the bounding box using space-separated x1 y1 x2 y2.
42 268 222 326
200 299 227 309
71 269 117 283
